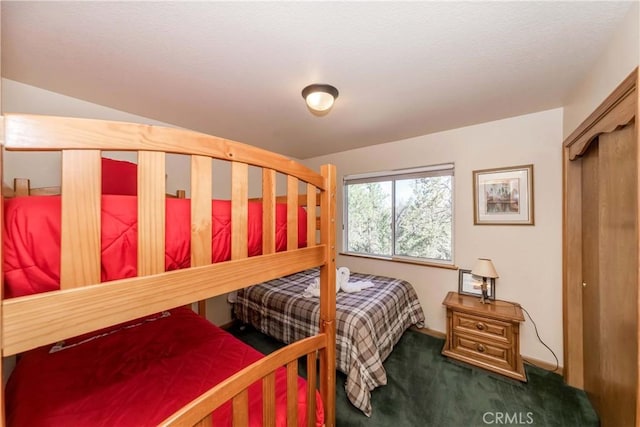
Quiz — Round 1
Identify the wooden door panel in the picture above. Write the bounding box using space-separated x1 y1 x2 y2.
581 141 601 412
597 124 637 427
562 68 638 425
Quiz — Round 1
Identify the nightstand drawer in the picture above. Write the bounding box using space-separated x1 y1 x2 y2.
452 333 513 370
453 312 512 344
442 292 526 382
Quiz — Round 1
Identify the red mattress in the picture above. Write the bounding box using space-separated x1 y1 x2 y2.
5 307 324 426
3 195 307 298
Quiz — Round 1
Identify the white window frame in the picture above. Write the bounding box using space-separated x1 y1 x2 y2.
343 163 455 266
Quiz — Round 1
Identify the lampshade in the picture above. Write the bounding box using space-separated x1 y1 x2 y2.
471 258 499 279
302 84 339 112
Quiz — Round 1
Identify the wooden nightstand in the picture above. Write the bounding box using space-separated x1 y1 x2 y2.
442 291 527 382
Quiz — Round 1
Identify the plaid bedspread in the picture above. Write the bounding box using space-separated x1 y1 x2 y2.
234 268 425 416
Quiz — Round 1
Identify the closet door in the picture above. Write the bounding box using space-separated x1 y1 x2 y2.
563 68 638 427
581 123 638 427
581 141 601 413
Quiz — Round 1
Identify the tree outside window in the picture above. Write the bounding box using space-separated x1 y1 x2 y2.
344 165 453 264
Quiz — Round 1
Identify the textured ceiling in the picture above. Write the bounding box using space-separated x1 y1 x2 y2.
1 1 634 159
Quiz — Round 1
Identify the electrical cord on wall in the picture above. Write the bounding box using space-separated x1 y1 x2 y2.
513 302 560 373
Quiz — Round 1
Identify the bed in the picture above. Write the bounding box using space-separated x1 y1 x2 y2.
233 268 426 416
6 307 324 426
0 114 338 426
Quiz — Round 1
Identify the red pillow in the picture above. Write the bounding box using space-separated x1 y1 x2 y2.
102 158 137 195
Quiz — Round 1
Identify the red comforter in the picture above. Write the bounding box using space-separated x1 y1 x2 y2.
3 195 307 298
5 307 324 426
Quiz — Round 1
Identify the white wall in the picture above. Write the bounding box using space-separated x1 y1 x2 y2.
304 108 564 365
1 79 194 195
563 2 639 138
2 79 283 200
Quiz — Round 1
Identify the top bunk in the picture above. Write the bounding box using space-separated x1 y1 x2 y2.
0 114 337 358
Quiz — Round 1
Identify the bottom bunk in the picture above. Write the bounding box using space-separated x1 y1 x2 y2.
5 307 324 427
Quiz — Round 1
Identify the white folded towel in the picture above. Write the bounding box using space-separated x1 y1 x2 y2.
341 280 375 293
303 267 374 297
303 278 321 298
303 273 342 298
337 267 350 290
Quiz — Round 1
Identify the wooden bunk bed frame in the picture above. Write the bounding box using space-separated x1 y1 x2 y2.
3 176 322 321
0 114 337 426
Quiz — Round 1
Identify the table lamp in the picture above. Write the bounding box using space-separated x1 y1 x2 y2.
471 258 499 304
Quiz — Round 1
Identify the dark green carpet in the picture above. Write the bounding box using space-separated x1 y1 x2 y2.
229 324 598 427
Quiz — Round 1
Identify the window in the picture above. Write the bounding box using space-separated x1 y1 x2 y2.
344 164 454 264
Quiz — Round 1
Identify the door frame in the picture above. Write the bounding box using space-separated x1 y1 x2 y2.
562 67 638 388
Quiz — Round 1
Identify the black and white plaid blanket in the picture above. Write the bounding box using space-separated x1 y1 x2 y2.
234 268 425 416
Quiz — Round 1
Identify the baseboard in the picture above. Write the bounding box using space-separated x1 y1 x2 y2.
522 356 563 375
218 320 235 330
411 326 564 375
412 326 446 339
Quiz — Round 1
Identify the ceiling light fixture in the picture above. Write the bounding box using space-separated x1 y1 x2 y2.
302 84 339 114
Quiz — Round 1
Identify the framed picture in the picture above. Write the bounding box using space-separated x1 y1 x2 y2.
458 269 495 300
473 164 534 225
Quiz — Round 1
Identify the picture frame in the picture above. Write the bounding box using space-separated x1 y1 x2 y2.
473 164 534 225
458 269 495 300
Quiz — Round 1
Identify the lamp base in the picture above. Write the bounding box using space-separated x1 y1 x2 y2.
480 295 491 304
480 281 491 304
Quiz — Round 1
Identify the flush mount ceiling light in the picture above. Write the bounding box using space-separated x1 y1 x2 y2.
301 84 339 114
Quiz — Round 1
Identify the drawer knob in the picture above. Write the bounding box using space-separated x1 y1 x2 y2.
477 344 486 353
476 322 486 331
